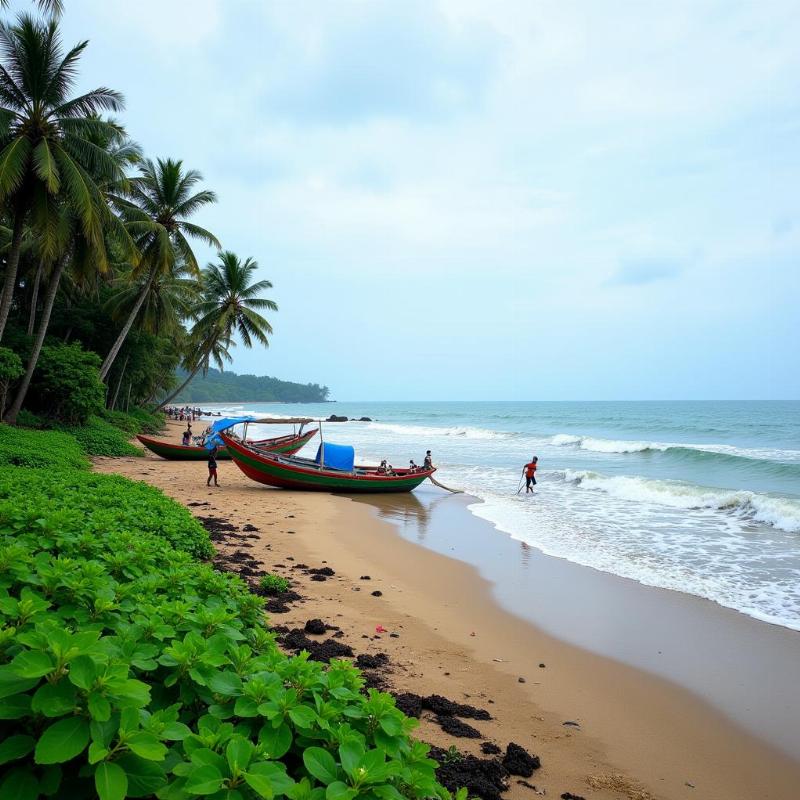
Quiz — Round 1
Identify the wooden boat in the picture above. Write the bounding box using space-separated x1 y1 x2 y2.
136 428 317 461
220 432 435 493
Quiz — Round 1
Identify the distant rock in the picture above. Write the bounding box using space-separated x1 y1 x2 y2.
326 415 348 422
359 417 372 422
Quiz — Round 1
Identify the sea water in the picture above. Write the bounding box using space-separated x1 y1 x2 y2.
205 401 800 632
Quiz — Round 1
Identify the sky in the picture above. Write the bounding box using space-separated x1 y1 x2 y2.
18 0 800 399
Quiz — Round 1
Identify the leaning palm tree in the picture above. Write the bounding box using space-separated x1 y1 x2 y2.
0 13 124 341
0 1 63 16
99 157 219 381
155 251 276 409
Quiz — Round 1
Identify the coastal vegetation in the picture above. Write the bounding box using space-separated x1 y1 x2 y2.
0 422 456 799
0 5 321 430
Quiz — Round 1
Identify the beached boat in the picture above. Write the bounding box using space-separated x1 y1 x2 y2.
137 423 317 461
220 430 434 493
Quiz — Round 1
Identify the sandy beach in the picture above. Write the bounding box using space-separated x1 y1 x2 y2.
94 420 800 800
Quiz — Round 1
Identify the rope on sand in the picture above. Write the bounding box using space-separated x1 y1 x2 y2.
428 475 464 494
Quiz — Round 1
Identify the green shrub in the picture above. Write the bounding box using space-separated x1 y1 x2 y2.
65 415 143 458
126 407 166 434
259 573 291 595
0 425 88 470
99 409 143 434
14 409 45 429
27 342 104 425
0 469 449 799
100 408 166 436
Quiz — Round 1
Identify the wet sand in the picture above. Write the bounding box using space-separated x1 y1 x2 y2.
95 423 800 800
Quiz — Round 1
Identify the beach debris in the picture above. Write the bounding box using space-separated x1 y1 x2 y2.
562 721 580 728
304 618 327 635
539 663 546 668
560 794 585 800
375 625 388 633
355 652 389 670
481 742 502 755
277 628 354 662
389 632 400 638
394 693 424 717
685 781 695 789
351 587 361 591
310 574 327 581
516 780 541 792
242 523 259 531
360 575 371 580
492 658 507 662
371 590 383 597
502 743 541 777
518 677 526 683
429 745 510 800
435 715 482 738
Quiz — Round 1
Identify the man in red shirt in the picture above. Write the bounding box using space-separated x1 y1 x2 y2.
523 456 538 493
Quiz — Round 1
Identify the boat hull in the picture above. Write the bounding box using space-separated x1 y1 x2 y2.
136 429 317 461
221 434 433 493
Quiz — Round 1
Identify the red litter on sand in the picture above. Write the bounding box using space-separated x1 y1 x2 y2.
375 625 388 634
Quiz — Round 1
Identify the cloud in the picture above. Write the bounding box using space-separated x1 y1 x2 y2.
607 257 683 286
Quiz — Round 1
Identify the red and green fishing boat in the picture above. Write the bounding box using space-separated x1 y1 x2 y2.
137 419 317 461
219 431 435 493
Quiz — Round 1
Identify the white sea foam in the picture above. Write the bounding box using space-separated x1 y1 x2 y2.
561 470 800 533
366 421 508 440
550 433 800 462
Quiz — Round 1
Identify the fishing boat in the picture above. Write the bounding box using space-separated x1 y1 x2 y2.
219 426 435 493
137 417 317 461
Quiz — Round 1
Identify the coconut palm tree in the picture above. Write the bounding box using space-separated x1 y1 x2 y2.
156 251 276 408
0 1 63 17
0 13 124 341
99 157 219 381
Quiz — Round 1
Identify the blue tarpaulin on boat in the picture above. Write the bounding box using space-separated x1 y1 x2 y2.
315 443 355 472
206 416 255 449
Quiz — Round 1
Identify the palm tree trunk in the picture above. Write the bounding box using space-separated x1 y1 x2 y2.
153 361 204 411
109 354 129 409
4 252 69 424
125 382 132 412
0 210 28 343
26 262 43 336
99 268 156 381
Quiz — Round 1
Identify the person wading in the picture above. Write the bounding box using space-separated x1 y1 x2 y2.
207 446 220 487
522 456 538 493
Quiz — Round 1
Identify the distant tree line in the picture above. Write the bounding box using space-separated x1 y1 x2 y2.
171 367 330 404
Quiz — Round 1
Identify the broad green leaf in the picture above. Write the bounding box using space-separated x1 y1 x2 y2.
113 679 150 708
68 655 97 690
288 705 316 729
233 696 258 717
88 742 109 764
35 717 90 764
207 671 243 696
190 748 227 772
161 721 192 740
184 764 224 795
226 735 254 772
243 771 274 799
0 766 38 800
10 649 54 678
0 693 32 719
39 765 62 796
378 715 402 736
325 782 356 800
31 680 78 717
88 692 111 722
258 723 292 759
126 731 167 761
116 753 167 798
338 741 364 778
95 761 127 800
303 747 338 785
248 762 295 795
0 734 35 765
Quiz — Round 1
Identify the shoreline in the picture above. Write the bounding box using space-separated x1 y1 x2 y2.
100 422 800 799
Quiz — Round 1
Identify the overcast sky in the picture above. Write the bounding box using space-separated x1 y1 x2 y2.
25 0 800 399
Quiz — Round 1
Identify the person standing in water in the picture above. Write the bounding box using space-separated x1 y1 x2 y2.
522 456 538 492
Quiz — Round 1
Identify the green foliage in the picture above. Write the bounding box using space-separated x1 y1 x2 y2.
27 343 105 426
0 425 88 470
0 468 449 799
172 367 330 404
0 347 23 416
14 410 45 429
258 574 291 595
63 416 143 458
104 408 165 436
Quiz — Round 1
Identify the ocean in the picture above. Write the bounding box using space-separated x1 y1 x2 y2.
203 400 800 632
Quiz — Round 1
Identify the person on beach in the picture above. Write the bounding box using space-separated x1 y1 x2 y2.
523 456 538 492
207 447 219 487
423 450 433 470
409 459 418 473
182 426 192 446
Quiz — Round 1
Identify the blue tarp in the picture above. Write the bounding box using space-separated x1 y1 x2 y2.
315 443 355 472
205 416 255 450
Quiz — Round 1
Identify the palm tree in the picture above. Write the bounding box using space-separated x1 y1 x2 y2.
0 1 63 17
0 13 124 341
156 251 277 409
99 157 219 381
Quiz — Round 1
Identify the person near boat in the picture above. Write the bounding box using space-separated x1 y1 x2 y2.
523 456 538 492
423 450 433 470
207 446 219 487
182 426 192 446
